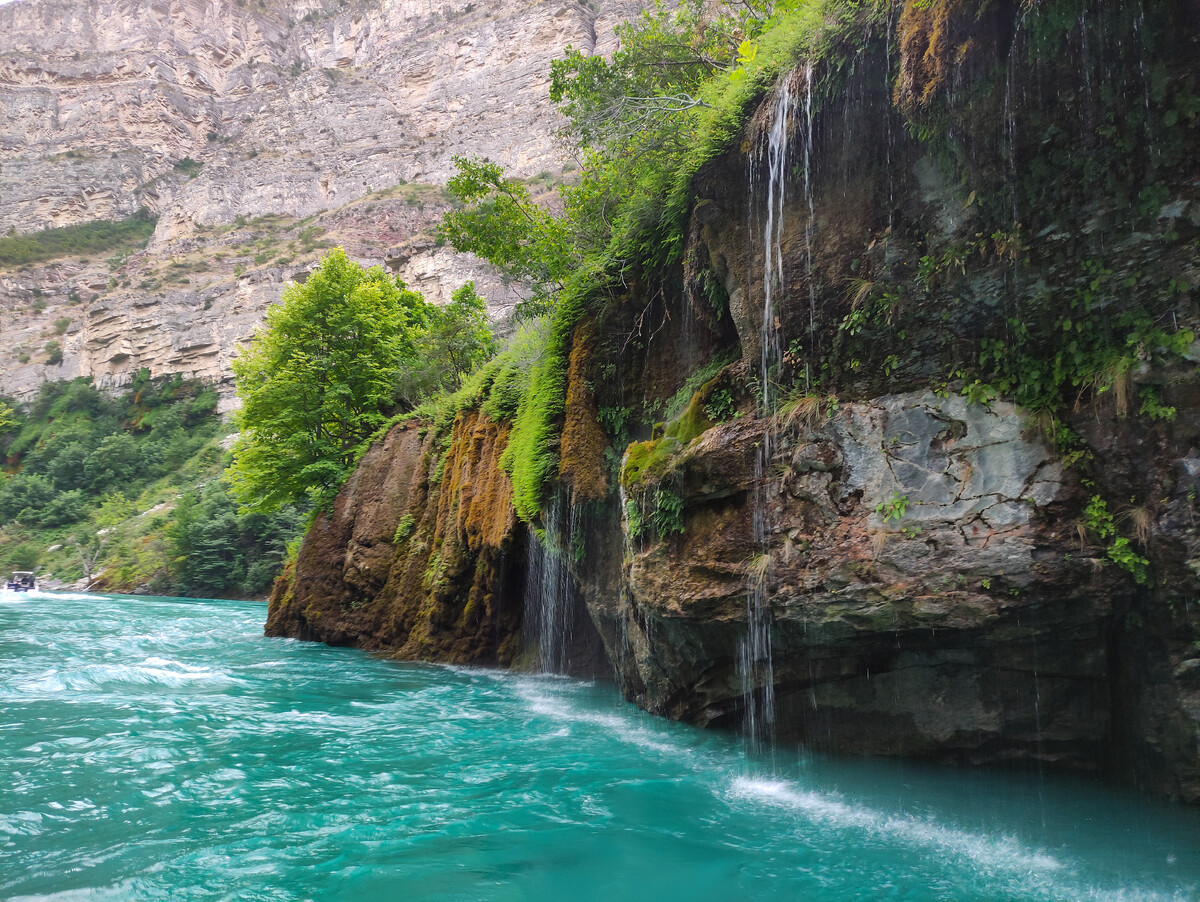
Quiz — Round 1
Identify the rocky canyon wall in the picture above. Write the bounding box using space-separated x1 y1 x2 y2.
269 0 1200 803
0 0 641 405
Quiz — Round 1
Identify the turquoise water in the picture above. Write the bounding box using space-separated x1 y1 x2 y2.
2 591 1198 901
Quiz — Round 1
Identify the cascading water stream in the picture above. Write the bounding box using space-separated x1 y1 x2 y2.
526 491 578 673
739 70 812 751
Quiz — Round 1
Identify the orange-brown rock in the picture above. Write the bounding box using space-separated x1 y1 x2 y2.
266 413 523 666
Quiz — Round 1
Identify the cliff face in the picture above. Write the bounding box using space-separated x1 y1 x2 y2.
267 412 607 672
0 0 639 404
268 0 1200 803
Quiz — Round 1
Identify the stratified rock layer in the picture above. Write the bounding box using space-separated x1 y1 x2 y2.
0 0 639 403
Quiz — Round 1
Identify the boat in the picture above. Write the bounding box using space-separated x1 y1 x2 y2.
6 571 35 592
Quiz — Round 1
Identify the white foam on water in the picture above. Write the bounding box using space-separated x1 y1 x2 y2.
14 589 105 602
7 880 140 901
18 659 240 693
730 776 1062 879
139 656 213 673
727 777 1194 902
516 685 683 757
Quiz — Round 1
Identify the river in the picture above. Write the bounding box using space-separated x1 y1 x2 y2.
1 590 1197 900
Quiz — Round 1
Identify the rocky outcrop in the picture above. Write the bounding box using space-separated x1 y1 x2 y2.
269 0 1200 803
267 414 526 662
268 410 609 671
0 0 639 403
615 392 1200 799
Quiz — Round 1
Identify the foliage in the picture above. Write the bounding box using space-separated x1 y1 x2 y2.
0 377 221 529
875 492 909 523
0 373 302 597
173 157 203 178
393 513 416 543
393 281 497 407
651 487 685 538
439 157 576 317
1083 494 1150 584
0 211 156 268
705 387 737 422
498 295 583 521
228 248 430 513
168 480 301 597
966 262 1195 419
549 0 879 270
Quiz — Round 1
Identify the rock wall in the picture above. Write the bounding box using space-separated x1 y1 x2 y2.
267 414 525 662
267 411 607 670
269 0 1200 803
0 0 641 404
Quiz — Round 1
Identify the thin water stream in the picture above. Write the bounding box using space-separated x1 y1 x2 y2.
2 591 1198 901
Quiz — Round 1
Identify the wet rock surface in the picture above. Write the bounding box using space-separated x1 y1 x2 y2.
269 0 1200 805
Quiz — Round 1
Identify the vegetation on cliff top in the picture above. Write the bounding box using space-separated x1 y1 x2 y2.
0 210 157 268
438 0 886 520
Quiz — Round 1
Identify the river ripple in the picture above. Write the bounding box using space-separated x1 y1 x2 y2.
2 590 1197 901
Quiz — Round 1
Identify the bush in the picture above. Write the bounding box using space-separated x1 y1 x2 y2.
36 490 87 527
0 474 55 523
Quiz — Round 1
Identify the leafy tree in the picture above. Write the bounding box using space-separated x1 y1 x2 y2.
227 248 430 512
84 433 140 490
393 282 497 407
46 441 90 491
167 481 301 596
440 158 576 316
0 474 54 523
0 539 40 572
36 489 87 527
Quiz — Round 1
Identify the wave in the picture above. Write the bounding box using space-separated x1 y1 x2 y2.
732 774 1061 871
18 659 242 693
0 589 107 603
516 683 686 758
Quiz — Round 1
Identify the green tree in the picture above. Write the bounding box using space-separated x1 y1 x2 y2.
439 158 576 317
0 474 55 524
393 282 497 407
227 248 430 512
84 433 140 491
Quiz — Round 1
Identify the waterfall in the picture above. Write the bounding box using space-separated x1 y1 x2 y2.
802 65 816 367
739 69 811 749
758 71 794 410
525 491 578 674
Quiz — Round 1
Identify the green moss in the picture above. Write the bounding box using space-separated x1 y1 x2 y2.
498 295 579 521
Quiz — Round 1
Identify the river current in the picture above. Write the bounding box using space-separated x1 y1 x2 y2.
1 590 1197 901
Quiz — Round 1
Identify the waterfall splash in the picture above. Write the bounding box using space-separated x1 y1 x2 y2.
526 491 578 674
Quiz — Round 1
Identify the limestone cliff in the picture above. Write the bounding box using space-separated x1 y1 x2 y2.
269 0 1200 803
0 0 640 404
